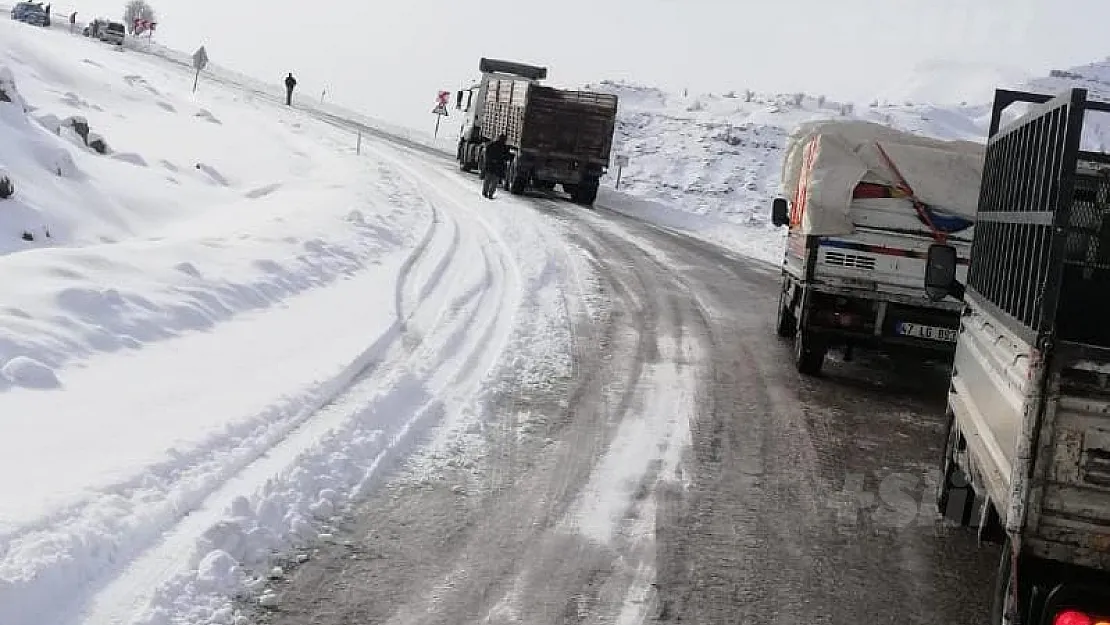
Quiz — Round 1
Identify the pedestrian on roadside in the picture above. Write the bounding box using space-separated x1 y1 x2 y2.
481 134 511 199
284 72 297 106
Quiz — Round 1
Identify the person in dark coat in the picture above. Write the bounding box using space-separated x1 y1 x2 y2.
284 73 297 106
482 134 511 199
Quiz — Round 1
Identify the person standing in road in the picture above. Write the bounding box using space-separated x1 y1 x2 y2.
482 134 511 199
284 72 297 106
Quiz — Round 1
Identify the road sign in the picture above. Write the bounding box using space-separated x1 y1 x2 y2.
191 46 209 93
436 90 450 106
192 46 209 71
615 154 629 190
432 103 449 116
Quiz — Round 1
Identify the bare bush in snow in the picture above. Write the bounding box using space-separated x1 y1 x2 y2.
817 95 826 108
793 93 805 106
744 89 754 102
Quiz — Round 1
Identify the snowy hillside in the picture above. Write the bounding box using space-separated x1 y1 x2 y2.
587 81 987 263
588 58 1110 265
872 59 1031 108
0 22 419 389
0 17 495 625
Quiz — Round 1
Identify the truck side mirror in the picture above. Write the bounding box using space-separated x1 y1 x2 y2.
771 198 790 227
925 244 958 302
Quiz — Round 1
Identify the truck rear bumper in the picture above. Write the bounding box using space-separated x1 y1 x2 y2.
520 151 606 184
802 286 961 353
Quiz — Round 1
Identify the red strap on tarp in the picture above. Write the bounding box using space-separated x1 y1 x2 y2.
873 142 947 244
853 182 893 199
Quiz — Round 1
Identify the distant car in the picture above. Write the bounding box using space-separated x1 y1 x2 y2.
99 21 125 45
83 18 104 37
10 2 47 26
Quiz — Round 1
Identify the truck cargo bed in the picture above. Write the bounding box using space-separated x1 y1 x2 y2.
520 87 617 166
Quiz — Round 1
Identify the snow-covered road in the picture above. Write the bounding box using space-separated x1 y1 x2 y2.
1 15 1005 625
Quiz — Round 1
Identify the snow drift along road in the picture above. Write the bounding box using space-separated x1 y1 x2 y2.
0 19 567 625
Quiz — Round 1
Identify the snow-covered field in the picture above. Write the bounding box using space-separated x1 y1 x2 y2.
0 18 568 625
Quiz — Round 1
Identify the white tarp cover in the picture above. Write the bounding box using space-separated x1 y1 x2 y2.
781 119 985 235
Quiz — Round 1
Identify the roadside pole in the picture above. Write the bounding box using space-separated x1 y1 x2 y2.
432 90 450 139
615 155 629 190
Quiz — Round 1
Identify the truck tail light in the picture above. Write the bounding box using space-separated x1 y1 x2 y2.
1054 610 1091 625
1054 609 1110 625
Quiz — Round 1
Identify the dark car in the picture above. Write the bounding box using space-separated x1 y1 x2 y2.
11 2 47 25
100 21 125 45
83 18 105 37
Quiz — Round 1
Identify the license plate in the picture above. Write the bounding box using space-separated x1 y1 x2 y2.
895 322 958 342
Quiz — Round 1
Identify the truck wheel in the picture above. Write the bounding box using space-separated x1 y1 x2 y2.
776 283 797 338
572 178 599 206
458 143 474 172
936 410 976 524
508 162 527 195
794 329 826 375
990 539 1017 625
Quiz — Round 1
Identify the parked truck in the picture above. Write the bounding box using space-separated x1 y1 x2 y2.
770 119 983 374
455 58 619 206
927 87 1110 625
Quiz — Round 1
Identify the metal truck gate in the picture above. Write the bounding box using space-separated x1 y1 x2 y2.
969 88 1110 348
520 87 618 166
482 78 528 145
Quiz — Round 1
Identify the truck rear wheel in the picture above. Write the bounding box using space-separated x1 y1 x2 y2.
936 410 976 524
458 143 475 173
794 329 827 375
990 540 1016 625
572 178 599 206
776 283 797 338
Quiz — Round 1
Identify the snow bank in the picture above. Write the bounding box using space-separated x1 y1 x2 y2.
0 19 425 390
0 18 443 625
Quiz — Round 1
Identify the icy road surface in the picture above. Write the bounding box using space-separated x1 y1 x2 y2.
251 147 1001 625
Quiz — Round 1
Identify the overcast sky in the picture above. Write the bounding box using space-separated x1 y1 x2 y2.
67 0 1110 131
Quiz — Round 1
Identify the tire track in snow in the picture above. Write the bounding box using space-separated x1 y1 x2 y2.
76 144 522 625
0 152 495 625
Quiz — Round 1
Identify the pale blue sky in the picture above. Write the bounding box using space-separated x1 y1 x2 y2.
64 0 1107 131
